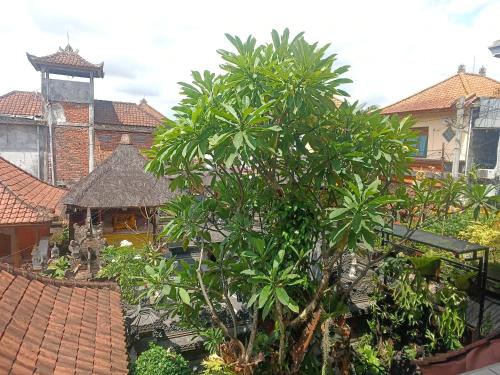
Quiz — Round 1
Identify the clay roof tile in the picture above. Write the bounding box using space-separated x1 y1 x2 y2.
382 73 500 115
0 265 128 374
0 157 66 224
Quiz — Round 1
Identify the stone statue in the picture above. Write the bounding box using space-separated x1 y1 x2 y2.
31 245 42 271
32 237 49 271
50 244 59 260
69 240 80 260
71 221 106 277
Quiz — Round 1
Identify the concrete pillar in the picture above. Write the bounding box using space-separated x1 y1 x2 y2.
88 74 95 173
12 228 21 268
452 97 465 178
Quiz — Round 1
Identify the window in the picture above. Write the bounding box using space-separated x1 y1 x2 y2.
412 127 428 158
132 134 147 144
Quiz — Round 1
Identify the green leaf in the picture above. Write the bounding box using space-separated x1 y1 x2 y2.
329 207 349 220
225 153 237 169
222 103 240 123
251 237 265 254
178 288 191 305
241 269 256 275
247 293 258 308
233 131 244 150
145 265 156 277
262 298 273 319
275 287 290 306
259 285 272 308
288 299 299 313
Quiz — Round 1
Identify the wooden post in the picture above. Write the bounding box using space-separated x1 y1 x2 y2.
12 228 21 268
151 208 158 243
88 73 95 173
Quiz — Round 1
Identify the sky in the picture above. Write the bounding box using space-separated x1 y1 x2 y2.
1 0 500 117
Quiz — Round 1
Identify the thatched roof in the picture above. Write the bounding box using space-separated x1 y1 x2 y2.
63 136 176 208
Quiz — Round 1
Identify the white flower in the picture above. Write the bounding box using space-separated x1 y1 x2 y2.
120 240 133 247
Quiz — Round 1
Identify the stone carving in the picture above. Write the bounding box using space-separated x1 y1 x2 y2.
31 246 42 271
50 244 59 260
71 222 106 277
31 237 49 271
69 240 80 260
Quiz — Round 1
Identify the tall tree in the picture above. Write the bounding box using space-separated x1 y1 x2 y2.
146 29 415 373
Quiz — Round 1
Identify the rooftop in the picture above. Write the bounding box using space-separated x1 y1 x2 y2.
381 73 500 115
27 44 104 78
0 157 66 225
63 135 177 209
414 330 500 375
0 263 128 374
0 91 164 127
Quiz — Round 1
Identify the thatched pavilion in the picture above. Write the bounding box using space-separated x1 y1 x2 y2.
63 134 176 246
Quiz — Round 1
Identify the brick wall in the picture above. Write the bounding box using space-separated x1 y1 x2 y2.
53 127 154 186
59 102 89 123
95 130 153 165
54 127 89 185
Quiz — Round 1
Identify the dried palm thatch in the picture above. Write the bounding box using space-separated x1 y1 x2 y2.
63 135 176 209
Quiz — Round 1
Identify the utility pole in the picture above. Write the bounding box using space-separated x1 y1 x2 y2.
452 96 465 178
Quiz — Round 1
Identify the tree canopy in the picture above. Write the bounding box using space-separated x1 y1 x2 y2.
145 29 416 373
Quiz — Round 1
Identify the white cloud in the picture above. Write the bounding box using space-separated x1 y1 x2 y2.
1 0 499 117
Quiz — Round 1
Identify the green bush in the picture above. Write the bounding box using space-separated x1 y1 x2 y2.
134 344 190 375
97 244 162 303
45 256 70 279
354 343 384 375
201 354 236 375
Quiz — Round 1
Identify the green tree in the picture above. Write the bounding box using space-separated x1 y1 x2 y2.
145 29 416 373
134 344 190 375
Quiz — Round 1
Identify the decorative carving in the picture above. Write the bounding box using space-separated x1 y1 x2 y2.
50 244 59 260
71 222 106 277
32 237 49 271
69 240 80 260
31 245 42 271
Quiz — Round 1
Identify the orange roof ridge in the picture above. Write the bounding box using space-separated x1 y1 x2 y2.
0 263 120 290
0 155 59 191
139 99 165 121
382 73 500 115
382 74 460 112
0 156 66 224
458 73 472 94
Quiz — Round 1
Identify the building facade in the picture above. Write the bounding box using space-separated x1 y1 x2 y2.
381 68 500 179
0 44 164 187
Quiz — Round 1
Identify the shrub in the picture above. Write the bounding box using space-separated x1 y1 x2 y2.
97 244 162 303
201 354 236 375
459 221 500 261
354 343 384 375
134 343 190 375
45 256 70 279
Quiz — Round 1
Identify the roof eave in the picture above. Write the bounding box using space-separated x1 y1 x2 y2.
26 52 104 78
381 106 453 116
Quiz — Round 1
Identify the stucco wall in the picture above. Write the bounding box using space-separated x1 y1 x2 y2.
0 124 48 178
410 110 470 162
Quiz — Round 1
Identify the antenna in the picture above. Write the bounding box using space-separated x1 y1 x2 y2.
472 56 475 73
67 30 70 46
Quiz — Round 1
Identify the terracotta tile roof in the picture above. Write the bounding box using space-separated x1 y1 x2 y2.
0 91 162 127
0 263 128 374
414 330 500 375
382 73 500 115
27 45 104 78
94 100 161 127
0 157 66 225
138 98 165 122
0 91 43 118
